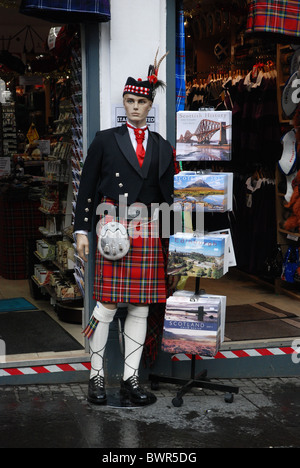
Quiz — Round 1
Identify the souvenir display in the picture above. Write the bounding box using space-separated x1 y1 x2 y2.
161 294 223 357
174 171 233 212
209 228 236 268
167 232 230 279
0 103 17 157
176 110 232 161
173 290 227 343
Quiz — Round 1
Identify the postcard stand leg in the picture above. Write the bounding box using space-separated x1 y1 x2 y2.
148 278 239 407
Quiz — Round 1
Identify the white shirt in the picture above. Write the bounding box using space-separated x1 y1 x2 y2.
126 121 149 152
75 121 148 238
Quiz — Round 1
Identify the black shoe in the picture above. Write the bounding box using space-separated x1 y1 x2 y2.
120 375 157 406
88 375 107 405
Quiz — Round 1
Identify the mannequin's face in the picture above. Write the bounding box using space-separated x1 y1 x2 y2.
123 94 152 127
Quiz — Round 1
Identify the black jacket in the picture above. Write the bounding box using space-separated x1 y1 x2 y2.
74 124 175 232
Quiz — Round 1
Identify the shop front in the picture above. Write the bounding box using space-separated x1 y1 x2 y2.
0 0 109 384
1 0 300 386
166 0 300 381
0 0 177 385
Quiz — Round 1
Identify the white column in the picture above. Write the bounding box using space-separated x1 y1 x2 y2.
99 0 168 136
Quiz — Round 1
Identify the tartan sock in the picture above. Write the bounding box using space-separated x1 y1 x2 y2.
89 302 117 379
123 305 149 381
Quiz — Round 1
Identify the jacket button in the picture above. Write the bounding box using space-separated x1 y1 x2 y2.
84 217 88 222
115 173 120 177
85 208 89 212
87 198 91 203
119 183 123 188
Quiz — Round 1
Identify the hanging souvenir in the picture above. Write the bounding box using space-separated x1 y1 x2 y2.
167 232 229 279
173 171 233 212
19 0 111 23
281 246 299 283
176 110 232 161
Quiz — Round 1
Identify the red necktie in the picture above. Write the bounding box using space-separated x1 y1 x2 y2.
127 123 146 167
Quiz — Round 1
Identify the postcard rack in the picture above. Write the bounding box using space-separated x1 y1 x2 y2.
148 277 239 407
149 153 239 406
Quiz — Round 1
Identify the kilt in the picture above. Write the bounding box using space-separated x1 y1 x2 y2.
246 0 300 37
20 0 110 23
93 199 167 304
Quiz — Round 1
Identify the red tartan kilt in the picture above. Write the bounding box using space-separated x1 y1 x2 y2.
93 216 167 304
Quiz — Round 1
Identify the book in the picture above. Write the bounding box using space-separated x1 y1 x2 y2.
174 171 232 212
167 233 227 279
173 290 227 343
161 295 222 356
176 110 232 161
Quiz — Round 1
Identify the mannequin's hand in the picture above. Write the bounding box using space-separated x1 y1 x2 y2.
168 275 180 290
76 234 89 262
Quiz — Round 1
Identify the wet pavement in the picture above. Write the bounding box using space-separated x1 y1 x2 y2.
1 376 300 449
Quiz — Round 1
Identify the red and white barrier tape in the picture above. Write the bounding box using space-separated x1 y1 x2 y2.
172 346 299 361
0 362 91 378
0 347 298 377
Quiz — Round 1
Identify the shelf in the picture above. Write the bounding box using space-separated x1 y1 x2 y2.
276 163 300 300
278 228 300 238
276 43 294 124
38 227 62 237
31 275 82 302
52 259 74 274
34 250 55 262
38 207 62 215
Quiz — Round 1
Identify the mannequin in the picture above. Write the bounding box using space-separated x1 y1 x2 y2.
74 51 179 405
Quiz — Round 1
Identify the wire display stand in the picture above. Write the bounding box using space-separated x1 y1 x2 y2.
149 277 239 407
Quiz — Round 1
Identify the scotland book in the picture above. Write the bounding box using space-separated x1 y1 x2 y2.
173 290 227 343
161 295 222 356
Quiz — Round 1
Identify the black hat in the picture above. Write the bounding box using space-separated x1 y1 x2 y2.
123 49 169 101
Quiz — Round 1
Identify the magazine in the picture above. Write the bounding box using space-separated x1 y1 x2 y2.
176 110 232 161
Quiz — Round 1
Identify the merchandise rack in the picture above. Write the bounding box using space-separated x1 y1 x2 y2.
149 277 239 407
149 163 239 406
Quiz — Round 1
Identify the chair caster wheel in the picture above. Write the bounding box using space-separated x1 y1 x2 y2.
151 381 159 391
224 392 234 403
172 396 183 407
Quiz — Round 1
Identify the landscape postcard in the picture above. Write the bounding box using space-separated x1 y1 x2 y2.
167 233 226 278
174 171 229 212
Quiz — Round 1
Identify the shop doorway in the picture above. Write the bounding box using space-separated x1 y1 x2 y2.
179 0 300 351
0 5 86 365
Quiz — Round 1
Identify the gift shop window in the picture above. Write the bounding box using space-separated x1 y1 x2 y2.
0 5 86 363
177 0 300 349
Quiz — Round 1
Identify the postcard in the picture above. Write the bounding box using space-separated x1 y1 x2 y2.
167 233 227 279
174 171 232 212
176 110 232 161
